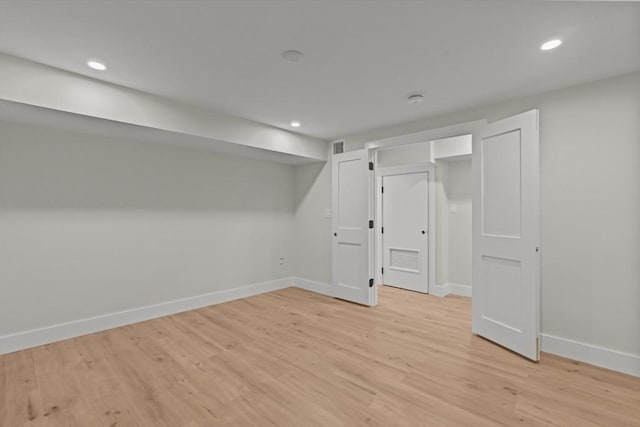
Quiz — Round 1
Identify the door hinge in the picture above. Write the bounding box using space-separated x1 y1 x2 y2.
381 227 384 234
381 267 384 275
368 162 374 171
369 278 374 287
369 220 374 229
381 186 384 194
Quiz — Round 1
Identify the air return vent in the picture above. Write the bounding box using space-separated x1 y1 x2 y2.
390 248 420 272
333 140 345 155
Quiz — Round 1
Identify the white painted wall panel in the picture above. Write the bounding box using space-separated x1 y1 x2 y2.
0 121 295 337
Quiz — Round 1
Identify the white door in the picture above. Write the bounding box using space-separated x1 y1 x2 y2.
382 172 429 293
332 149 376 306
472 110 540 361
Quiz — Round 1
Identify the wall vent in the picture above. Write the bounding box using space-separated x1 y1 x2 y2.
390 248 420 272
333 140 345 155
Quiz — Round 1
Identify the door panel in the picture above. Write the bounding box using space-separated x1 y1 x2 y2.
382 172 429 293
472 110 539 361
481 130 521 237
332 149 375 306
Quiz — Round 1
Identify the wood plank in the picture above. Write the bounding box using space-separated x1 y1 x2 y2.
1 286 639 426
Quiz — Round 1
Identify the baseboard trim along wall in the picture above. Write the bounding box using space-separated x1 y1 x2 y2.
293 277 334 297
0 277 293 356
3 277 638 377
540 333 640 377
430 283 472 298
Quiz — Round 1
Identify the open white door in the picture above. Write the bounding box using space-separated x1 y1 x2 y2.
472 110 540 361
332 149 376 306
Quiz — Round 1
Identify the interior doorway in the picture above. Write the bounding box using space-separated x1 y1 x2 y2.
373 136 471 296
332 112 540 361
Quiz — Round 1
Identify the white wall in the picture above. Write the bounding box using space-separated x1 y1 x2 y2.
296 71 640 358
441 159 472 287
0 121 295 337
435 161 449 286
293 158 332 284
376 141 431 168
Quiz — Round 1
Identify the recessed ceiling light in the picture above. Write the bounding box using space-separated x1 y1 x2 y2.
87 60 107 71
408 94 424 104
290 121 301 128
540 39 562 51
282 50 304 63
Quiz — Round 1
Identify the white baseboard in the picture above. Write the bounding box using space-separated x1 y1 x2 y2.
0 277 293 356
7 278 635 378
430 283 471 297
430 283 450 297
448 283 472 297
540 333 640 377
293 277 333 297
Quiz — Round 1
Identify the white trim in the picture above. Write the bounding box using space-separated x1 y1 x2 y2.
293 277 333 296
429 283 472 298
0 277 292 355
375 163 433 177
430 284 451 297
448 283 472 297
540 333 640 377
374 162 436 294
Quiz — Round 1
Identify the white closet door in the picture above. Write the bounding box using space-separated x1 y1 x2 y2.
382 172 429 293
472 110 540 361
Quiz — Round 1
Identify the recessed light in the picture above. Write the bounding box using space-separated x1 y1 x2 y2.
408 94 424 104
290 121 301 128
282 50 304 63
540 39 562 51
87 60 107 71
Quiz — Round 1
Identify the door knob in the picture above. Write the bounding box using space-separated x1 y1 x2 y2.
421 230 426 234
334 232 337 237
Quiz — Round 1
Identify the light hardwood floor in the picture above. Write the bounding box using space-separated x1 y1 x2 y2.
1 286 639 426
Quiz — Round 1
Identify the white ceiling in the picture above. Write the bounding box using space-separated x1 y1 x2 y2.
0 1 638 140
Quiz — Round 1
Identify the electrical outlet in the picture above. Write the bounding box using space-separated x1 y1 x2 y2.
279 257 284 265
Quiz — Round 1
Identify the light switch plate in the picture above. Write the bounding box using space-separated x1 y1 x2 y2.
324 208 332 219
450 203 457 214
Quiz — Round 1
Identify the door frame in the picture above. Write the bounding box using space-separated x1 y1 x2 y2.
366 119 486 299
374 163 436 293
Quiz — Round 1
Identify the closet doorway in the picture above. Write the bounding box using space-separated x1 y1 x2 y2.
377 163 434 293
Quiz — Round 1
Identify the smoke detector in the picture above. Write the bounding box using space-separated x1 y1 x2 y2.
408 94 424 104
282 50 304 63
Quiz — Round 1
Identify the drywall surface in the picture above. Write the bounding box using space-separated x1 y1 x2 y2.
442 159 472 287
431 134 472 161
293 158 332 284
330 71 640 357
0 121 295 337
376 141 431 168
0 53 328 161
435 161 449 286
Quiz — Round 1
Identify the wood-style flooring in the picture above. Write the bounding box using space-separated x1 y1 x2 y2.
1 286 639 426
